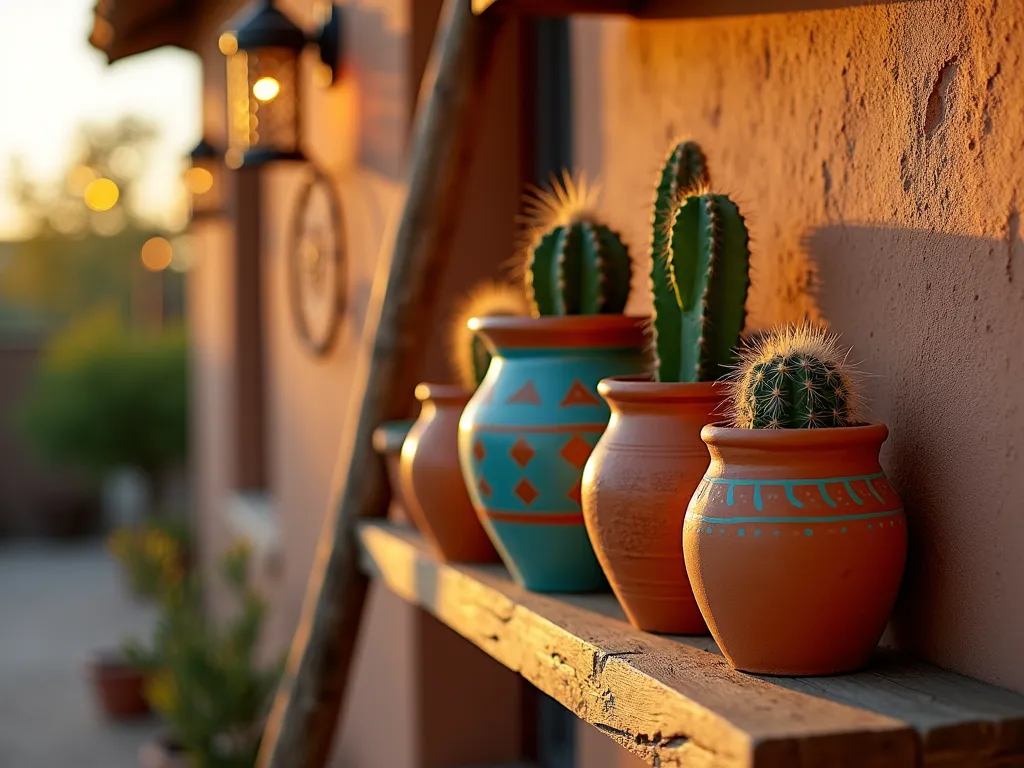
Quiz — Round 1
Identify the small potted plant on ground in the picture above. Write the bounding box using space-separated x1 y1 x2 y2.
128 542 282 767
398 282 528 562
458 173 647 592
683 325 907 675
582 140 750 634
83 648 151 720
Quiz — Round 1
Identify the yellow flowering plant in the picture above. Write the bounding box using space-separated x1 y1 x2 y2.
108 519 188 598
123 540 282 768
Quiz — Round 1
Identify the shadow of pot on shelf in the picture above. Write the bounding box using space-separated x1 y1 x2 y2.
139 732 189 768
458 315 648 593
582 374 720 634
83 649 150 720
684 423 907 676
372 420 416 525
400 383 498 562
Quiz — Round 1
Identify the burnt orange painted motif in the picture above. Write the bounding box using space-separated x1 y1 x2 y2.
582 376 721 634
683 423 907 675
401 384 498 563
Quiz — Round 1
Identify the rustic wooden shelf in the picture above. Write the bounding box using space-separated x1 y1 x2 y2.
472 0 882 18
358 521 1024 768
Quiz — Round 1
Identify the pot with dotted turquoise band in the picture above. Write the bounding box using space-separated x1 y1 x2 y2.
683 422 907 676
458 315 647 593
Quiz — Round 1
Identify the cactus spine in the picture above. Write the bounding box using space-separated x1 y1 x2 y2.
522 172 632 316
729 325 863 429
449 282 530 391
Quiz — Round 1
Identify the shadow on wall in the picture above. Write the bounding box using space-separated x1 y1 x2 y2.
642 0 932 19
804 222 1024 675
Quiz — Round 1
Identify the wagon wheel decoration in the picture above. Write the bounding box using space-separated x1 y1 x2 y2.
288 167 347 356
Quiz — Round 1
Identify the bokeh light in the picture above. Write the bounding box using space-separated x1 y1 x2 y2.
83 178 120 211
141 236 173 271
91 208 127 236
66 165 98 195
218 33 238 56
109 146 142 178
252 76 281 102
184 167 214 195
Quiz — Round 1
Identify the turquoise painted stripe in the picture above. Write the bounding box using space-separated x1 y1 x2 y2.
704 472 885 487
689 508 903 526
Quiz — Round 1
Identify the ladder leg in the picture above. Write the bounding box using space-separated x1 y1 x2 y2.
258 2 503 766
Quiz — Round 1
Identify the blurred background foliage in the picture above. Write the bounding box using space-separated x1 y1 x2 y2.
17 306 189 486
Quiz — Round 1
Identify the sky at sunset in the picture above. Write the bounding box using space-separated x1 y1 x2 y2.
0 0 202 238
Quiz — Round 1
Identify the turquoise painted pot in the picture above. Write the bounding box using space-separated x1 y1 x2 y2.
458 316 648 592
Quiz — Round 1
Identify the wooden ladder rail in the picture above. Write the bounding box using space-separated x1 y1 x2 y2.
257 2 502 766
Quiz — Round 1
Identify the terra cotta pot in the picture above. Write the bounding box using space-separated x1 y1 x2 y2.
84 650 150 720
401 383 498 562
582 376 721 634
372 419 415 525
458 315 648 592
683 423 907 675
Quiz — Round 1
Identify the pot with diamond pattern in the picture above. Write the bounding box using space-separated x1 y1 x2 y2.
458 315 648 592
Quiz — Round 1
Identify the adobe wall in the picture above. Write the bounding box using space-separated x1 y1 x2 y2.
574 0 1024 693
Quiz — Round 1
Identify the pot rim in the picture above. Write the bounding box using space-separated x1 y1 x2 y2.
701 421 889 449
468 314 647 351
597 374 725 405
372 419 415 454
414 382 472 405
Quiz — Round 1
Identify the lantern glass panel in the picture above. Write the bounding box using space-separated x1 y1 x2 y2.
247 46 300 157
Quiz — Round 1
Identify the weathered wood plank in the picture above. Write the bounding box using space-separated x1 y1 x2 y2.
256 3 503 766
357 522 918 768
473 0 907 18
770 658 1024 767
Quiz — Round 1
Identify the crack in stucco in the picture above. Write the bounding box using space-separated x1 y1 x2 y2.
924 56 960 138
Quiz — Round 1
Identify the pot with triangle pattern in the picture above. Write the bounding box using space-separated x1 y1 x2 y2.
458 315 647 592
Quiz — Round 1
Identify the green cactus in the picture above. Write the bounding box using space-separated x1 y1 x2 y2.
449 281 530 391
650 141 710 381
729 325 864 429
652 189 750 383
522 173 632 317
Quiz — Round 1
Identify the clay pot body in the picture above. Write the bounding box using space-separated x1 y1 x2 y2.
458 316 648 592
583 377 720 634
372 420 415 525
684 423 907 675
84 651 149 719
401 384 498 562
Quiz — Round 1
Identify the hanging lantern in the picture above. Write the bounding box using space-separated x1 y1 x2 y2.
185 139 224 218
223 1 343 168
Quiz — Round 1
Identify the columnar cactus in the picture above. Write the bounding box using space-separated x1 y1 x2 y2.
449 281 530 391
729 325 864 429
652 186 751 383
523 172 632 316
650 141 710 380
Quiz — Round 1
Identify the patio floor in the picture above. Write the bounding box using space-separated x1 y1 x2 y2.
0 539 161 767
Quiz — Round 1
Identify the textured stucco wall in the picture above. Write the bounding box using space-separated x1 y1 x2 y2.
575 0 1024 692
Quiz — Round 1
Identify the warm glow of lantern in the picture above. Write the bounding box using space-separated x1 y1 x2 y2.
252 76 281 102
83 178 119 211
185 167 214 195
141 237 173 272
